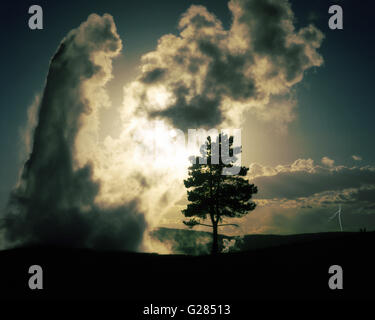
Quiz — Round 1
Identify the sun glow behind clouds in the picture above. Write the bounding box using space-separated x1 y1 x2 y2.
148 86 173 110
131 119 191 172
87 114 194 235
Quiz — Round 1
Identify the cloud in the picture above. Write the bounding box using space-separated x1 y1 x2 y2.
321 156 334 167
352 155 362 161
123 0 324 131
240 158 375 234
3 14 146 250
250 159 375 200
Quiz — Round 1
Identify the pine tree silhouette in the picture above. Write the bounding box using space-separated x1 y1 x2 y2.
182 133 257 254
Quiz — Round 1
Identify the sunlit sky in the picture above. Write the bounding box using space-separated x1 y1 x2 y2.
1 0 375 247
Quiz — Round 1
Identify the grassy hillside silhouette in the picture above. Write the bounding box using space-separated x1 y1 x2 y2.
1 231 374 301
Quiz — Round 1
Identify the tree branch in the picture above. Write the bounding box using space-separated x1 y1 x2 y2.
217 223 239 227
186 222 239 228
196 222 214 228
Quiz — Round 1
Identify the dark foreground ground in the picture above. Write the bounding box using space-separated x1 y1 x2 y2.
0 231 374 302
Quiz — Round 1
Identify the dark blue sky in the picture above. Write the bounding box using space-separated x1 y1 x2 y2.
1 0 374 214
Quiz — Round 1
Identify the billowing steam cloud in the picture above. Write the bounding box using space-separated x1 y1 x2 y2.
99 0 324 242
124 0 323 130
2 0 324 252
4 14 146 250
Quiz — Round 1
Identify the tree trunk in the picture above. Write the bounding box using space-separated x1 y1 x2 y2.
212 221 218 255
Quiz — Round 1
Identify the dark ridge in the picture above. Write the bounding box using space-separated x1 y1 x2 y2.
1 231 374 301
